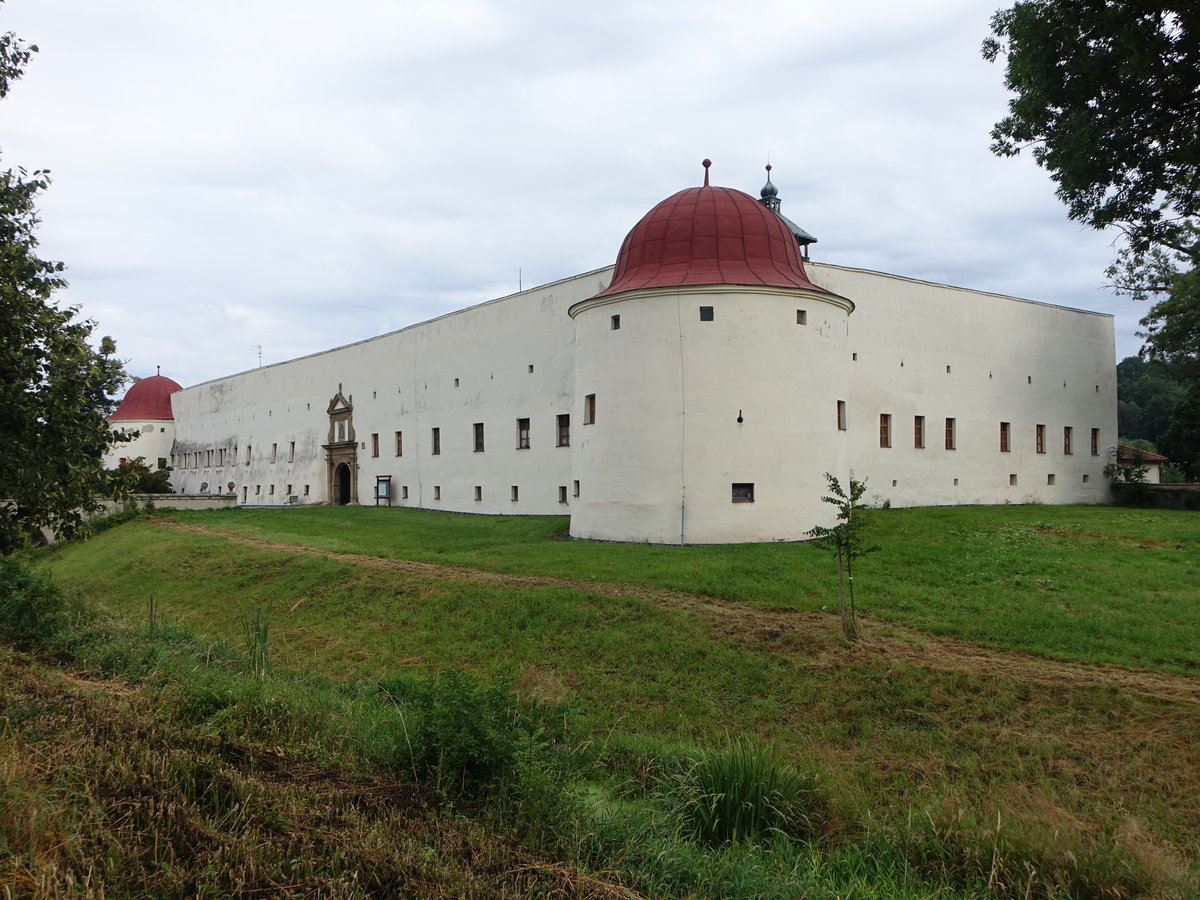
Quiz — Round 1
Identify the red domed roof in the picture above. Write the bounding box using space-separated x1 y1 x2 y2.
110 374 182 421
595 183 827 298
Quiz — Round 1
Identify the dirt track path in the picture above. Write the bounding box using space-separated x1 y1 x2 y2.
157 519 1200 706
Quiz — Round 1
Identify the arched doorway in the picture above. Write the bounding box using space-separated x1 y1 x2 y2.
323 386 359 505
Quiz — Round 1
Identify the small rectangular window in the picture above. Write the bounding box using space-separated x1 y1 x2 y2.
837 400 847 431
395 431 403 457
1036 424 1046 454
434 485 441 500
879 414 892 448
371 433 379 458
558 485 568 503
269 484 275 495
731 482 755 503
557 413 570 447
1047 474 1056 485
401 485 408 499
1063 426 1073 455
1000 421 1011 452
431 427 441 455
914 415 925 449
1009 474 1018 486
255 484 261 495
1091 428 1100 456
584 394 596 425
271 443 277 463
945 417 956 450
699 306 714 321
474 422 485 452
573 480 580 498
304 484 310 496
286 483 292 495
511 485 519 502
796 309 807 325
474 485 482 501
289 441 295 463
517 417 530 449
246 444 252 465
611 314 621 330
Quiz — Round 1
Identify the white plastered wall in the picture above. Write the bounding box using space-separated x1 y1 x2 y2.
569 284 853 543
170 268 612 512
104 420 176 472
808 263 1117 507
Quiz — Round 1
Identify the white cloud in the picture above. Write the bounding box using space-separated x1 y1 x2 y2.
2 0 1143 388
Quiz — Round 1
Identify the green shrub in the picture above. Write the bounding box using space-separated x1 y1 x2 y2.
0 555 65 648
382 668 542 800
678 737 824 846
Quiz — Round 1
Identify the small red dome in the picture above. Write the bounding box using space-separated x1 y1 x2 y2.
595 184 826 298
110 374 182 421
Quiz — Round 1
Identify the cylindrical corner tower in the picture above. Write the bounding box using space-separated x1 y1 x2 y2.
568 171 853 543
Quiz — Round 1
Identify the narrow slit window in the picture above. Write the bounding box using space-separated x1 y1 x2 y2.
1063 426 1073 455
434 485 441 500
1000 422 1011 452
914 415 925 449
573 480 580 498
1091 428 1100 456
511 485 519 502
1036 424 1046 454
584 394 596 425
474 422 485 452
837 400 847 431
371 433 379 458
474 485 482 501
431 427 441 455
395 431 403 457
611 314 621 330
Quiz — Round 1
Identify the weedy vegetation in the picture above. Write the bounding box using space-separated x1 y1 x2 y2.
2 502 1198 898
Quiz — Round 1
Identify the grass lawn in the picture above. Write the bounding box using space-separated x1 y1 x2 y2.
41 502 1200 892
77 502 1200 673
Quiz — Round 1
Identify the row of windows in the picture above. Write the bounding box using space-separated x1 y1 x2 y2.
374 397 597 458
175 440 297 471
609 307 810 329
413 481 583 503
874 414 1100 455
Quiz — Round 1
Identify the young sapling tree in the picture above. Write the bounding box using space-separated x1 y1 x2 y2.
808 473 879 640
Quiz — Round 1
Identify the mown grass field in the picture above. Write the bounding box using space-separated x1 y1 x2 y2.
22 503 1200 897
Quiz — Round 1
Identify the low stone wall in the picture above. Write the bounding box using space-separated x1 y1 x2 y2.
99 493 240 513
1147 484 1200 511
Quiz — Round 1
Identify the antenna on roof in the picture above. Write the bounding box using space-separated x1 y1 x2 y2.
255 345 262 367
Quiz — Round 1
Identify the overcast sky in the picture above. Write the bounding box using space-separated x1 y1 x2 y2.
4 0 1140 390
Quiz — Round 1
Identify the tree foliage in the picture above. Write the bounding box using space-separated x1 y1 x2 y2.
0 6 128 552
984 1 1199 461
1116 355 1185 445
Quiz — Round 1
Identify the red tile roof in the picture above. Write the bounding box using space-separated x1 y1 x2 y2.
110 374 182 421
594 184 828 298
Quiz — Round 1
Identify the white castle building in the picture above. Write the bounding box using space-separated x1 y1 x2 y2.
111 164 1117 543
